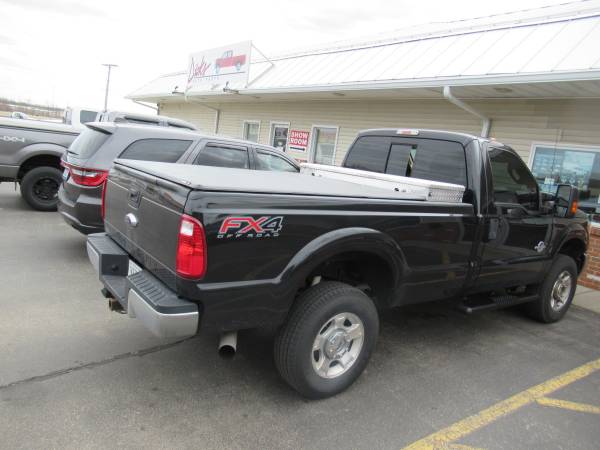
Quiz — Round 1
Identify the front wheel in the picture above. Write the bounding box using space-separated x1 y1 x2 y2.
274 281 379 399
526 255 577 323
20 166 62 211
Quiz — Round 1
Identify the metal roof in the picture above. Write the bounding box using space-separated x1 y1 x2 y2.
129 0 600 101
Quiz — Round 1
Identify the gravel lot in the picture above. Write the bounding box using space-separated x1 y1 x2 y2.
1 183 599 449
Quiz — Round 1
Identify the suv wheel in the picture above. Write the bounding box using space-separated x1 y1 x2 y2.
274 281 379 399
526 255 577 323
20 166 62 211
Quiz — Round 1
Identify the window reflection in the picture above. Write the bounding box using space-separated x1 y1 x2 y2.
531 146 600 216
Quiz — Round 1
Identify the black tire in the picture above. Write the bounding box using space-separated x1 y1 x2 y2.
526 255 577 323
274 281 379 399
20 166 62 211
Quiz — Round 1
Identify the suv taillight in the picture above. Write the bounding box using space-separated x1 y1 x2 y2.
101 180 107 220
62 162 108 187
176 214 207 279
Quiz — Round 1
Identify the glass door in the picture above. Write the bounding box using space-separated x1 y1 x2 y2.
270 123 289 151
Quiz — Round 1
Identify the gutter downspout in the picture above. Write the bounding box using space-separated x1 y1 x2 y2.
443 86 491 138
183 94 221 134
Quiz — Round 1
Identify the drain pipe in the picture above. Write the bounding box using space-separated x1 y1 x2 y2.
185 95 221 134
443 86 491 138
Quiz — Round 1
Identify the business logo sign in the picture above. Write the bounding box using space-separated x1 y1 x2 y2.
217 216 283 239
186 41 252 92
288 130 309 152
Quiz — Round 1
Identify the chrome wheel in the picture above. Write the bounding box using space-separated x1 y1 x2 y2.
311 312 364 379
550 270 572 311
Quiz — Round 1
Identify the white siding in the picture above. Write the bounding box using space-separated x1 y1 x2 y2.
159 98 600 166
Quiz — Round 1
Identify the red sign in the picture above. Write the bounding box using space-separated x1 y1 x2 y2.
289 129 310 152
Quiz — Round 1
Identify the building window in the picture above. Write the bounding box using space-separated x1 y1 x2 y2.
530 144 600 214
311 126 338 165
270 122 289 151
242 121 260 143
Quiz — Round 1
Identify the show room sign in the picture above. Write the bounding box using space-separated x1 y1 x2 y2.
289 129 310 152
186 41 252 92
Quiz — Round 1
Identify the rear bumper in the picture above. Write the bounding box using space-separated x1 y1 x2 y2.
58 184 104 235
87 233 199 339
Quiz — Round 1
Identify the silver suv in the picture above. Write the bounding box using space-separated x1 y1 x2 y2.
58 122 300 234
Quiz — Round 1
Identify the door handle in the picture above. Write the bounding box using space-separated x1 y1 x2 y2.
488 218 499 240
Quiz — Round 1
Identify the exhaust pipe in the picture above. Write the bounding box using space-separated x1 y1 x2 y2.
108 298 125 314
218 331 237 358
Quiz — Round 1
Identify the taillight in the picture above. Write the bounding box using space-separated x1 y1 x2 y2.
176 214 207 279
63 162 108 187
101 180 107 220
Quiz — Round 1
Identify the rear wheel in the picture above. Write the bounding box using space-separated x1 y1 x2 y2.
526 255 577 323
274 281 379 399
20 166 62 211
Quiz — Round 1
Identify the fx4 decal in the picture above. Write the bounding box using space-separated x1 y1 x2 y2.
218 216 284 238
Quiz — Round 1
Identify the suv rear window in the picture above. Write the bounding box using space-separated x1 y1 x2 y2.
345 136 467 186
119 139 192 163
68 128 110 159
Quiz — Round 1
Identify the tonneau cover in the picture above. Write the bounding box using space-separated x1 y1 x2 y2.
114 159 431 201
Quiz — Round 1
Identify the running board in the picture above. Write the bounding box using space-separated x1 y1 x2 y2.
458 294 538 314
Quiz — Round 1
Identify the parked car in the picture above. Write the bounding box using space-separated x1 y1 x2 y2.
10 111 29 120
58 122 299 234
0 112 195 211
86 128 587 399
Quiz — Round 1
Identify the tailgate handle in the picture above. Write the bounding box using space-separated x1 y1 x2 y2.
128 189 141 207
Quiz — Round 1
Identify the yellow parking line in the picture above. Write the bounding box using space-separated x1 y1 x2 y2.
537 397 600 414
403 357 600 450
445 444 486 450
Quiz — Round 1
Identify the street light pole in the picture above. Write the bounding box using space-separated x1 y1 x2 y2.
102 63 118 112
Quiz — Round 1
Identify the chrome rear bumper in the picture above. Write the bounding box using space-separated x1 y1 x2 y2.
86 233 199 339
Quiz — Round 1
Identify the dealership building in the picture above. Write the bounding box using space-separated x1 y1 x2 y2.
130 2 600 285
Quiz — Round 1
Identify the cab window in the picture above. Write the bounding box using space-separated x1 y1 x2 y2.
344 136 467 186
488 148 539 210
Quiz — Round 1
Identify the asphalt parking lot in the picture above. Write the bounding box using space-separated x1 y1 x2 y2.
1 182 599 449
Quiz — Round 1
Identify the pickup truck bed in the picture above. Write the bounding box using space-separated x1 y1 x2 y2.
94 159 473 331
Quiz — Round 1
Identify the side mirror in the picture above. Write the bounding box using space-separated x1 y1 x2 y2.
556 184 579 218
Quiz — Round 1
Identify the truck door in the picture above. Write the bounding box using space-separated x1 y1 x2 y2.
477 146 553 291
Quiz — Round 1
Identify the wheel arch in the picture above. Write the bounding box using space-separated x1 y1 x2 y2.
280 227 404 309
17 144 65 180
557 237 587 274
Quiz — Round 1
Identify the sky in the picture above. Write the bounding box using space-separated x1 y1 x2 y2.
0 0 575 113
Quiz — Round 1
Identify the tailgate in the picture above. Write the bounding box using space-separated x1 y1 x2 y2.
104 163 191 290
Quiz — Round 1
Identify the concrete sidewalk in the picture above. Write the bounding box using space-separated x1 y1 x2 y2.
575 284 600 314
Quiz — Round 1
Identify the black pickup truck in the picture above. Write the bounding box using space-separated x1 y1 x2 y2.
87 129 588 399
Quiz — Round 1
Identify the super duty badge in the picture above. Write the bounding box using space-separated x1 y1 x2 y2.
218 216 283 239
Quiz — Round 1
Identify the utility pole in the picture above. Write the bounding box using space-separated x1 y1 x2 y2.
102 63 118 112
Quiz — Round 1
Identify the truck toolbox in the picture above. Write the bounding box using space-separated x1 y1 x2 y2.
300 163 465 202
